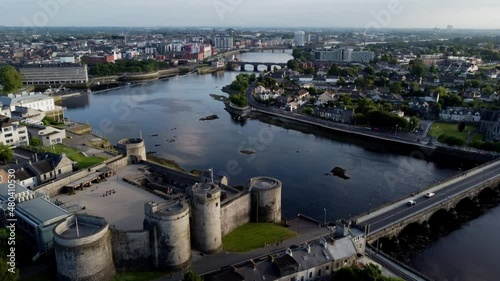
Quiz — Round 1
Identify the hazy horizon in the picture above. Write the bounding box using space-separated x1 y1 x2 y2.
1 0 499 29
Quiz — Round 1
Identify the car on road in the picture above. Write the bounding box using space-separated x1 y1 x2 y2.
407 200 416 206
425 192 436 198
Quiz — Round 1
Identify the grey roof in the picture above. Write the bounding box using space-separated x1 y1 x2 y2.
14 168 37 181
0 93 52 107
237 260 279 281
292 243 332 271
327 237 357 261
0 183 29 201
15 197 69 226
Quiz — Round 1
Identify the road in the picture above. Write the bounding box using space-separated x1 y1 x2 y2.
245 85 433 147
366 247 432 281
245 84 498 158
359 160 500 235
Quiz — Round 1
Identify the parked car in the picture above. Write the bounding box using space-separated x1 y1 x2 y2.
407 200 416 206
425 192 436 198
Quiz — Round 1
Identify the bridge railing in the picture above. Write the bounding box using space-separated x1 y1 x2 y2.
354 158 500 226
366 173 500 236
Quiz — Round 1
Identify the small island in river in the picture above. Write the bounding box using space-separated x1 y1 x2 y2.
200 114 219 121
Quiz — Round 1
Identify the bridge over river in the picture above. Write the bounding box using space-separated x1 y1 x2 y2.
353 158 500 243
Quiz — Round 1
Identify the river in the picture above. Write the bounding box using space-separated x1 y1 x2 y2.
413 205 500 281
62 51 480 257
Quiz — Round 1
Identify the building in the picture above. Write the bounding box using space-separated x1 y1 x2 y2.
37 126 66 146
314 48 374 63
27 152 74 185
18 63 89 85
439 107 482 123
209 236 358 281
294 31 306 47
315 106 355 124
0 183 71 260
0 116 29 147
213 35 234 50
0 92 55 112
480 110 500 142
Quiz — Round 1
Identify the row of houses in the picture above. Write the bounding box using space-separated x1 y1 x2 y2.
209 227 365 281
0 152 74 190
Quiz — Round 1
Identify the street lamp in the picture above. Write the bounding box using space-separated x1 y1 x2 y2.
323 208 327 227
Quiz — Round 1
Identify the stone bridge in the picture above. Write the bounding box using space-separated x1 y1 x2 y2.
229 61 287 72
365 176 500 243
352 159 500 243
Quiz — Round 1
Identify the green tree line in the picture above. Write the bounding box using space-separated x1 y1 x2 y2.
88 60 171 76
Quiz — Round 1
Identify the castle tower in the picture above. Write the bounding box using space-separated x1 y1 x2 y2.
53 215 116 281
188 182 222 254
144 200 191 270
248 177 282 223
117 138 147 164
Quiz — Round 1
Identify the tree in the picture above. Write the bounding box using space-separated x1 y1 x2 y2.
389 82 403 94
0 258 19 281
0 143 13 164
183 270 203 281
328 63 340 76
410 60 426 77
458 122 466 132
0 66 23 92
287 59 299 70
30 137 43 147
363 66 376 75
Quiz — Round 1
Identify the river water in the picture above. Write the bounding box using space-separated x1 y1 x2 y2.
413 206 500 281
63 51 457 221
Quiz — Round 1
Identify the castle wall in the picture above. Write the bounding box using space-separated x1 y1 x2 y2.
221 193 251 236
54 216 116 281
111 229 152 271
249 177 282 223
37 163 107 197
106 156 128 170
144 201 192 270
190 187 222 254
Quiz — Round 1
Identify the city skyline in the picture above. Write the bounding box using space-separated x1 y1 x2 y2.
1 0 499 29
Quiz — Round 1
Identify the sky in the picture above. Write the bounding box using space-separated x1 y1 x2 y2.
1 0 499 29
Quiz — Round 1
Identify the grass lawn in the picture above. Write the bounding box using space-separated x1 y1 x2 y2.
113 271 167 281
222 223 297 252
429 122 484 142
45 144 105 169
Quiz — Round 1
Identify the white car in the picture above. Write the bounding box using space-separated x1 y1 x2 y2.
407 200 416 206
425 192 436 198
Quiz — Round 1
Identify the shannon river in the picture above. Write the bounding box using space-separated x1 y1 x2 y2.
63 50 498 280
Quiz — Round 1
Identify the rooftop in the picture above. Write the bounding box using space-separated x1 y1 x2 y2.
16 197 69 226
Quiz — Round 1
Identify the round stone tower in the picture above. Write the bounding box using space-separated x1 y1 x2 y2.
144 200 191 270
53 215 116 281
248 177 282 223
188 182 222 254
117 138 147 164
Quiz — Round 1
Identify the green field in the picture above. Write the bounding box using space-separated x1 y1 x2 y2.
113 271 167 281
429 122 484 142
45 144 105 169
222 223 297 252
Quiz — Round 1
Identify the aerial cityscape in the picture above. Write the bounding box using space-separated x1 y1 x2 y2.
0 1 499 281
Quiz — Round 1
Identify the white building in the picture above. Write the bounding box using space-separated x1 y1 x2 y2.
439 107 482 122
0 93 55 112
213 35 234 50
0 117 29 147
294 31 306 47
37 126 66 146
